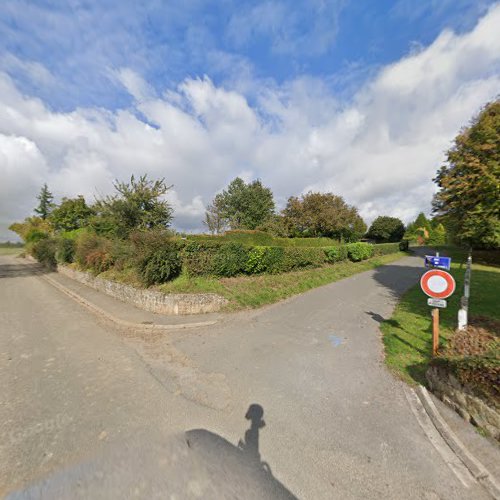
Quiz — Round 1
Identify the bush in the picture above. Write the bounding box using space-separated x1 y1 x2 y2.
212 242 249 277
347 242 374 261
372 242 401 256
56 237 75 264
279 247 326 272
32 238 57 268
25 228 49 243
139 247 182 286
74 232 113 272
181 241 221 276
399 240 410 252
324 245 349 263
245 246 285 274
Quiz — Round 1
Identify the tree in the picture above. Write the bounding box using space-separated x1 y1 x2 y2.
367 216 405 242
283 192 366 241
34 184 54 220
433 100 500 249
207 177 275 230
50 196 95 232
204 200 228 234
93 175 173 236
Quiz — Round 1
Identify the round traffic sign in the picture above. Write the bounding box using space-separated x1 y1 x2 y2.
420 269 456 299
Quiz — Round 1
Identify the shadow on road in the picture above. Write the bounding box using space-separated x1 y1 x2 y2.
0 257 49 279
186 403 297 499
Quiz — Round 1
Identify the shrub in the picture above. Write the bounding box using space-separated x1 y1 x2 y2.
74 232 113 272
347 242 374 261
25 228 49 243
56 237 75 264
32 238 57 268
245 246 285 274
399 240 410 252
372 242 401 256
139 247 182 286
279 247 326 272
324 245 349 263
212 242 249 277
181 241 221 276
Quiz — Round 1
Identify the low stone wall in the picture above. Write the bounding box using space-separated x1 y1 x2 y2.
427 366 500 440
57 265 228 315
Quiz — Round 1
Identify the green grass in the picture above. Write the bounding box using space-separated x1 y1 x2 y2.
156 252 407 310
381 247 500 386
0 247 24 255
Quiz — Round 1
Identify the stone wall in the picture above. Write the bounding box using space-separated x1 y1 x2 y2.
58 265 228 315
427 366 500 440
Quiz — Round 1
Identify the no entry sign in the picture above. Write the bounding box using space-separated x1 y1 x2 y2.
420 269 456 299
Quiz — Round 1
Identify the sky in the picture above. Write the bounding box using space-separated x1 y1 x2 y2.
0 0 499 240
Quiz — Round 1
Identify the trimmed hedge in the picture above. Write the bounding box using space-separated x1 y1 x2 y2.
324 245 349 263
139 247 182 286
372 242 402 256
346 242 374 261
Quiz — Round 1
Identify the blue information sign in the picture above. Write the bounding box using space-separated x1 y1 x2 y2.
424 255 451 270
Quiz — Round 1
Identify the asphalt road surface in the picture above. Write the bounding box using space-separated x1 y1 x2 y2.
0 252 491 499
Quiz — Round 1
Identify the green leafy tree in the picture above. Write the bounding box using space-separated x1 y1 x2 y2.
283 192 366 241
50 196 95 232
207 177 275 230
433 100 500 249
367 216 405 242
93 175 174 237
204 200 228 234
34 184 54 220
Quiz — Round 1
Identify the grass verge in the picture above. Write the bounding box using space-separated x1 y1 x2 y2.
100 251 407 311
381 247 500 386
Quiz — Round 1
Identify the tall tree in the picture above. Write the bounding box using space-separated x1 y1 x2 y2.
367 216 405 242
93 175 173 236
207 177 275 230
50 196 95 232
204 199 227 234
283 192 366 241
433 100 500 249
34 184 54 220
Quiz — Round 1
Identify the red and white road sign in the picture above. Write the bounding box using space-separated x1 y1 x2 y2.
420 269 456 299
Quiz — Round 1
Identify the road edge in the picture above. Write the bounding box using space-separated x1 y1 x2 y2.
415 385 500 499
40 272 218 332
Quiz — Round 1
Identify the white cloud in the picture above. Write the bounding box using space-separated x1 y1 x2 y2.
1 4 499 240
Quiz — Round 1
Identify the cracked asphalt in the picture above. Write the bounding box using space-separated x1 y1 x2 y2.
0 253 491 499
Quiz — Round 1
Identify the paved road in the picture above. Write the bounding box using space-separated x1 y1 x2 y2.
0 253 490 499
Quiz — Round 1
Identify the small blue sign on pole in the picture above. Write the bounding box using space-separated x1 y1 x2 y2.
424 255 451 270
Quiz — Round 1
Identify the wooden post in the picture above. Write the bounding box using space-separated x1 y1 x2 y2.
432 308 439 356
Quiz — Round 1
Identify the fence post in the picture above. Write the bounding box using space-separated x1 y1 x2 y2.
457 251 472 330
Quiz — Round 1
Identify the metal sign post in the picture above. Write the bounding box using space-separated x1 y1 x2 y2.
421 252 456 357
458 252 472 330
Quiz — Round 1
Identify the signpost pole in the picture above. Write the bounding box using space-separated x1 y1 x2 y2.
432 308 439 356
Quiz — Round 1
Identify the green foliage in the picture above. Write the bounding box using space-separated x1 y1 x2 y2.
324 245 349 263
399 240 410 251
367 216 405 242
74 232 113 272
34 184 54 220
93 174 173 237
139 247 182 286
346 242 374 261
50 196 95 231
207 177 275 230
31 238 57 268
372 242 402 256
427 223 446 245
256 215 289 237
212 242 249 277
433 100 500 249
55 237 75 264
283 191 366 241
25 228 49 243
9 216 52 242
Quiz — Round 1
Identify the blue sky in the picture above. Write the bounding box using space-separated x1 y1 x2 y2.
1 1 499 239
0 0 494 111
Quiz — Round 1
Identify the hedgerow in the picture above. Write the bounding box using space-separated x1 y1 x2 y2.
346 242 374 261
372 242 401 256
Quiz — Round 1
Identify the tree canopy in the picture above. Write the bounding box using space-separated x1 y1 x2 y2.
433 100 500 249
34 184 54 220
49 196 95 232
367 216 405 242
283 192 366 241
205 177 275 231
93 175 173 236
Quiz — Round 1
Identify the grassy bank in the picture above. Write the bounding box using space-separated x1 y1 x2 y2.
101 251 407 311
381 247 500 386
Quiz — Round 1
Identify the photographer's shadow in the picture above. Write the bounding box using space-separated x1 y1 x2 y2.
186 404 296 499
